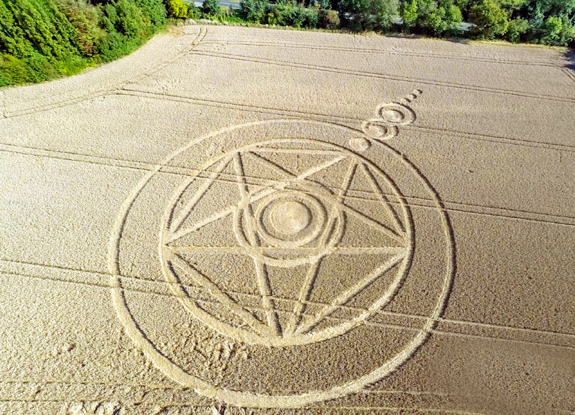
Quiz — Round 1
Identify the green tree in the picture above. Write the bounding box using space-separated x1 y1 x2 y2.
540 14 575 43
338 0 399 31
166 0 189 17
372 0 400 28
519 0 575 44
407 0 460 35
445 3 463 32
202 0 220 15
469 0 510 38
239 0 268 21
401 0 418 29
506 17 529 41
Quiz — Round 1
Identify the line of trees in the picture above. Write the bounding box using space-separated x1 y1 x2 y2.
0 0 167 86
234 0 575 45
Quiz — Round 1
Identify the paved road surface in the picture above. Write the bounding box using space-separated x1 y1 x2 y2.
192 0 240 9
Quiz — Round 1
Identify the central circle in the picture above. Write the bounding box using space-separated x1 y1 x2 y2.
249 190 332 255
269 200 311 235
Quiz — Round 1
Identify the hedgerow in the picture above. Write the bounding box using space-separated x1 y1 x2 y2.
235 0 575 44
0 0 166 86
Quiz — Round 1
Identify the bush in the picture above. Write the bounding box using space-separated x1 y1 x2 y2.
401 0 418 29
305 6 320 27
56 0 106 56
96 0 166 61
506 16 529 41
445 4 463 33
211 6 244 22
0 0 91 84
24 52 59 80
0 0 166 86
0 0 82 59
96 31 132 60
114 0 147 37
0 53 33 86
137 0 167 25
469 0 509 38
318 8 341 28
166 0 188 17
187 4 202 18
339 0 399 31
240 0 269 22
269 3 319 27
203 0 220 15
539 14 575 44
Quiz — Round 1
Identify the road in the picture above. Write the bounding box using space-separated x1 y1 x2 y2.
191 0 240 9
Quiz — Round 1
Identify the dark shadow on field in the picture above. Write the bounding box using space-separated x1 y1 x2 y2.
565 48 575 72
385 31 470 45
446 37 471 44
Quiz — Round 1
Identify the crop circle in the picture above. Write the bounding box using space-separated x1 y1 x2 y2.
109 119 454 408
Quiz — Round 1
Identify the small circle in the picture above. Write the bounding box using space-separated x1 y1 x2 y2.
349 137 371 152
377 103 416 125
361 119 398 140
383 109 405 122
269 200 311 235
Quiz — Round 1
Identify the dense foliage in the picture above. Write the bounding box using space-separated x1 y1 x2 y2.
238 0 323 27
0 0 166 86
236 0 575 44
338 0 399 31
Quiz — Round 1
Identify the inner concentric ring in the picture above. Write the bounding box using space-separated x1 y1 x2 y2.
234 183 344 268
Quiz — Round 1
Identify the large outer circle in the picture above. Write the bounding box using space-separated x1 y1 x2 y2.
108 119 454 409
